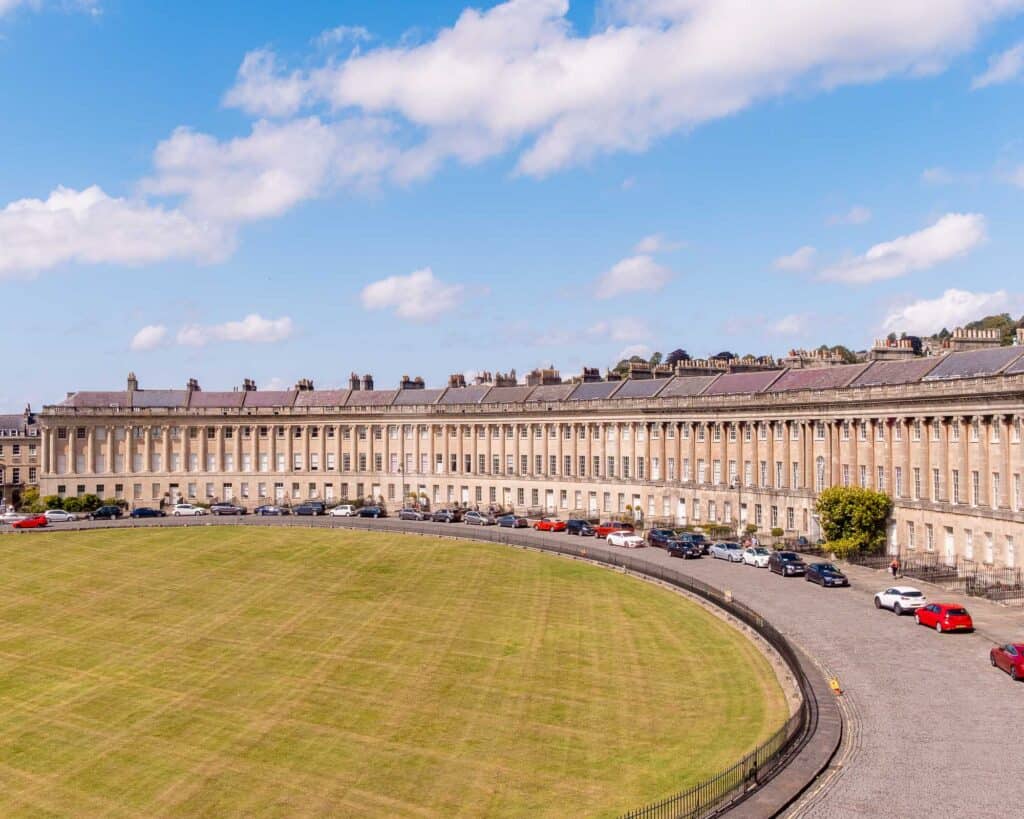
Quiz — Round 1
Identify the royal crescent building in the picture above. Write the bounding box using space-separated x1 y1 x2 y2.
36 343 1024 569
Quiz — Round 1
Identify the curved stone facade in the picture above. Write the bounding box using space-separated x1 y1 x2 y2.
38 351 1024 568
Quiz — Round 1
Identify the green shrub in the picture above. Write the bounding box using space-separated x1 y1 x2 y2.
825 537 867 559
63 497 84 513
815 486 892 555
43 495 64 510
770 527 784 538
744 524 758 535
79 494 103 512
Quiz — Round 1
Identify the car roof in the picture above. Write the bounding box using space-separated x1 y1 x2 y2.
888 586 922 594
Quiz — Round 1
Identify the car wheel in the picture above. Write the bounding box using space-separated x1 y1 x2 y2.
874 597 882 609
894 603 903 616
935 622 943 633
1012 667 1020 682
991 654 998 667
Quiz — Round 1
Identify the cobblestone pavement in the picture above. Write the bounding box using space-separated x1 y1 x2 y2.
7 516 1024 816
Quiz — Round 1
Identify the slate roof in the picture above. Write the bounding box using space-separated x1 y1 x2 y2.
480 385 535 404
1003 354 1024 376
613 378 672 399
850 358 943 388
293 389 351 408
923 348 1024 381
187 391 245 409
0 414 34 433
346 390 398 407
703 370 783 396
438 385 491 405
568 381 623 401
128 390 189 408
659 375 721 398
59 391 130 409
392 388 446 406
767 363 871 393
242 391 297 408
526 384 576 402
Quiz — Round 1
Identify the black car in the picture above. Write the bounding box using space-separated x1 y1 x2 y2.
667 538 702 559
210 503 246 516
675 532 710 555
129 507 165 518
397 508 427 521
805 562 849 587
89 505 123 520
565 519 595 536
254 504 288 516
356 505 386 518
647 528 676 548
432 509 463 523
498 514 529 528
769 551 806 577
293 502 327 516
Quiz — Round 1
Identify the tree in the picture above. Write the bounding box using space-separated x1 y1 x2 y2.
18 487 44 513
665 348 690 366
79 494 103 512
815 486 893 556
711 350 736 361
43 495 64 510
648 351 663 367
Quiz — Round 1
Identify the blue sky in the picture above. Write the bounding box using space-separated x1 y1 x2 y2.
3 0 1024 411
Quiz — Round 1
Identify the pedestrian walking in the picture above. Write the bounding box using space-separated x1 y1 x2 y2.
889 558 900 579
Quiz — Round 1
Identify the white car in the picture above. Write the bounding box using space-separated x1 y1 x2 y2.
172 503 206 517
0 510 27 524
742 546 771 568
329 505 354 517
43 509 77 523
607 531 645 548
874 586 928 615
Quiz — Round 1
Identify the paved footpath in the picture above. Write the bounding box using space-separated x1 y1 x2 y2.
7 517 1024 816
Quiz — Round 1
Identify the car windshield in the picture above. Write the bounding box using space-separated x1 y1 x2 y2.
779 553 798 561
818 563 840 573
753 548 769 555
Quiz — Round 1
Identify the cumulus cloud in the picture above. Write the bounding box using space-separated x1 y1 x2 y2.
129 324 168 352
360 268 464 321
224 0 1022 177
972 41 1024 89
773 245 817 272
921 166 956 185
176 314 293 346
882 288 1013 335
595 255 673 298
315 25 371 50
587 316 651 343
0 0 100 17
819 213 986 284
0 185 229 277
617 343 652 360
769 314 807 334
634 233 684 254
828 205 872 225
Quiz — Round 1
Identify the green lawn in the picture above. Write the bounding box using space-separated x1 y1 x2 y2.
0 528 787 817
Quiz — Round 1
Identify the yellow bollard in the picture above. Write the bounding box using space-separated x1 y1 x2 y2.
829 677 843 696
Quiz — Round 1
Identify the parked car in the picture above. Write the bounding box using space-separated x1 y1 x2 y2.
0 510 27 524
171 503 205 517
647 528 676 548
209 503 245 516
43 509 77 523
915 603 974 633
497 514 529 528
990 643 1024 681
676 532 710 555
130 507 166 518
565 519 595 536
667 538 702 559
293 502 326 516
607 530 645 548
595 521 634 539
12 514 47 529
432 509 463 523
255 504 287 516
805 562 849 587
710 542 744 562
397 508 428 521
533 517 566 532
742 546 771 568
465 510 496 526
873 586 927 615
769 551 806 576
90 505 124 520
328 504 353 517
356 505 386 518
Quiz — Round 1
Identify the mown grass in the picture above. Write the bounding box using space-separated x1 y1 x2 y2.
0 528 787 817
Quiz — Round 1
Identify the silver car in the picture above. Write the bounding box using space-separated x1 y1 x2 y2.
710 542 744 562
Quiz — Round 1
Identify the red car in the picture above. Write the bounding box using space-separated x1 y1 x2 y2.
990 643 1024 682
915 603 974 633
11 514 48 529
594 521 635 539
533 517 567 532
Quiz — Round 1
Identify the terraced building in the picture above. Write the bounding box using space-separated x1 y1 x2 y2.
38 348 1024 567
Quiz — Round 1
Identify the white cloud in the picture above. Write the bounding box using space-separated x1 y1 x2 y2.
1007 165 1024 188
769 314 807 334
315 25 371 50
819 213 986 284
621 176 636 190
587 316 650 343
224 0 1023 177
633 233 683 254
828 205 872 225
882 288 1013 335
129 324 168 352
773 245 817 272
921 166 956 184
617 343 652 361
361 268 464 321
972 41 1024 89
595 255 673 298
176 314 293 346
0 0 100 17
0 185 229 277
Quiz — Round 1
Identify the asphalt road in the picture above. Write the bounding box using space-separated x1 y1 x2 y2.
6 514 1024 817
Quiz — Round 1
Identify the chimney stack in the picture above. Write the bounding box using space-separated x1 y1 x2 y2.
127 372 138 392
349 372 361 391
186 377 200 392
361 373 374 391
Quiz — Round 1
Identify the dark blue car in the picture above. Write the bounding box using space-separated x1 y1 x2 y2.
805 562 849 587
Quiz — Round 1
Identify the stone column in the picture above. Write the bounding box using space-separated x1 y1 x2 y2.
1003 414 1014 509
86 427 96 475
978 416 991 508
